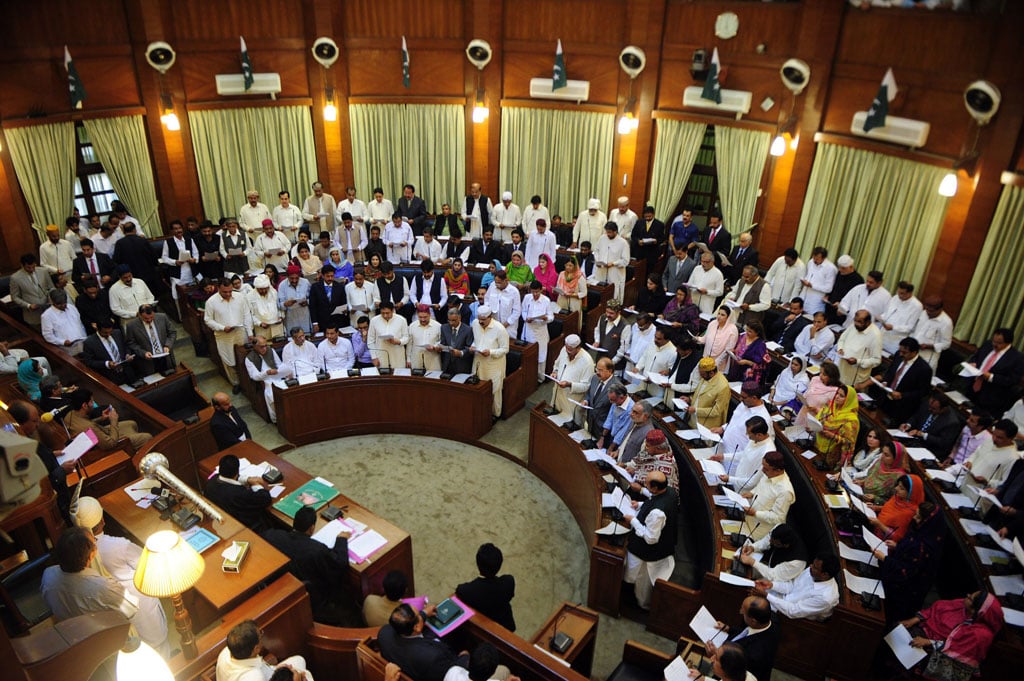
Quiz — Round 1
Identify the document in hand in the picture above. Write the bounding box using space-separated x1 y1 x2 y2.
720 486 750 509
689 606 729 647
57 430 99 466
884 625 927 669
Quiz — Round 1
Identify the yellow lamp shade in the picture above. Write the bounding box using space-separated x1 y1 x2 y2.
133 530 205 598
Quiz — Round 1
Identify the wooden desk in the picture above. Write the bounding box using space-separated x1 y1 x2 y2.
98 475 289 629
274 375 494 445
530 602 599 677
197 441 415 601
527 405 626 616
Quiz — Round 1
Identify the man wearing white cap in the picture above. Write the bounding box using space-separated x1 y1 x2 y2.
472 305 509 423
72 496 170 657
594 222 631 300
491 191 521 243
573 198 607 248
547 334 595 422
609 196 638 241
247 275 285 339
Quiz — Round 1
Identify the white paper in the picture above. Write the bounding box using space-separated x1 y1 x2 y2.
123 480 160 502
805 415 823 433
1004 608 1024 628
720 486 750 509
824 493 850 509
906 447 937 462
945 390 969 405
568 429 589 443
689 606 729 647
269 484 286 498
221 542 242 561
839 541 880 567
713 494 741 509
863 525 888 555
697 422 722 443
959 517 990 536
719 519 742 534
57 430 98 466
547 412 573 427
584 343 608 353
975 546 1012 566
841 468 865 497
625 370 646 383
850 494 877 519
887 428 910 439
884 625 928 669
297 372 318 385
958 364 982 378
843 569 884 598
989 574 1024 596
360 367 381 377
142 373 163 385
349 529 388 560
568 398 593 410
647 371 671 387
942 492 974 508
765 341 782 352
925 467 958 484
976 488 1004 507
718 572 755 588
595 520 630 536
869 377 893 394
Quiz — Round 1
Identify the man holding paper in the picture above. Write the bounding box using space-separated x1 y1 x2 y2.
679 357 731 430
742 452 795 541
856 337 932 425
546 334 594 421
706 596 778 681
263 506 352 624
622 470 678 609
125 304 176 375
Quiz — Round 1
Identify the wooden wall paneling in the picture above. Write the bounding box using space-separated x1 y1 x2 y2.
502 0 627 43
628 1 668 212
0 133 36 271
466 0 499 193
177 42 311 103
501 48 621 106
924 2 1024 321
168 0 305 42
772 1 845 260
343 0 465 40
303 0 350 193
345 40 466 97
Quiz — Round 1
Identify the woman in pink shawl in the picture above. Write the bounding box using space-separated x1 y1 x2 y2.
794 361 841 429
533 253 558 298
901 591 1003 676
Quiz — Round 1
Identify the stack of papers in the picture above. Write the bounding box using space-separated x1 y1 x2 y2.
602 487 636 516
843 569 884 598
700 459 726 486
349 530 389 562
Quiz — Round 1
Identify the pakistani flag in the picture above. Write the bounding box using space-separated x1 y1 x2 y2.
863 68 898 132
64 46 86 110
240 36 254 91
402 36 410 88
701 47 722 104
552 39 567 90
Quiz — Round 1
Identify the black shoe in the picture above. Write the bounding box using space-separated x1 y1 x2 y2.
232 384 243 395
491 415 500 425
542 407 559 416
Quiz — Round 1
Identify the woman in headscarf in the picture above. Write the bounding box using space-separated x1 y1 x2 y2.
556 258 587 324
696 305 738 374
660 286 700 335
363 253 384 282
533 253 558 298
859 440 908 503
876 500 947 623
635 273 667 316
794 361 841 429
325 247 353 283
770 355 810 412
506 251 535 291
481 259 502 289
814 383 860 471
443 257 470 297
901 591 1003 678
727 321 769 385
292 242 322 278
17 358 44 401
870 473 924 542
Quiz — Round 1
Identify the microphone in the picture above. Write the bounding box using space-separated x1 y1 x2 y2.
731 520 760 549
960 463 1003 520
860 571 885 611
40 404 73 423
549 613 573 654
725 444 741 477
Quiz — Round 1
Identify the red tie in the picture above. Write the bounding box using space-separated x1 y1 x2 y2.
974 351 999 392
89 257 97 274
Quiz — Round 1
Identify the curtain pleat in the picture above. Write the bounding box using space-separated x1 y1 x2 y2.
647 119 707 223
83 115 160 236
5 121 76 240
715 126 771 244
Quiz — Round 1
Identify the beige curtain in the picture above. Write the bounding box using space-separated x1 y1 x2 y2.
348 104 465 213
794 143 950 288
83 115 160 236
4 121 76 240
499 107 614 220
188 105 317 221
647 119 707 223
715 126 771 244
954 184 1024 344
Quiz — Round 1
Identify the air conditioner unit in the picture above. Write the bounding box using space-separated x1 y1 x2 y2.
529 78 590 103
682 86 752 120
850 112 930 148
215 73 282 99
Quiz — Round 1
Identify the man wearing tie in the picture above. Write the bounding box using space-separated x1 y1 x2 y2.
581 358 615 438
964 327 1024 416
726 232 759 285
210 392 252 451
125 304 177 375
10 253 55 329
701 213 732 267
857 337 932 425
72 239 115 292
81 318 137 384
630 205 665 270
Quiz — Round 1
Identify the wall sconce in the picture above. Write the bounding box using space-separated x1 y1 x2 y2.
159 93 180 131
472 89 489 124
323 87 338 122
938 172 958 197
133 530 205 659
770 135 786 157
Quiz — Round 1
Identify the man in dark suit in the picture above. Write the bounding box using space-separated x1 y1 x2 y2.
125 304 177 374
75 277 113 332
309 265 348 334
467 228 500 265
440 307 474 375
71 239 116 292
701 213 731 268
397 184 428 237
378 603 467 681
364 225 387 264
500 229 526 264
205 453 272 531
899 391 963 457
631 205 666 270
964 327 1024 416
582 359 615 439
769 297 811 354
455 542 516 632
706 596 779 681
726 231 759 285
860 337 933 424
81 318 138 384
111 222 160 294
662 246 697 296
209 392 252 451
262 506 352 623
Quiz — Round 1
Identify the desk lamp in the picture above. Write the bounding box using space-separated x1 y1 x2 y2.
133 530 205 659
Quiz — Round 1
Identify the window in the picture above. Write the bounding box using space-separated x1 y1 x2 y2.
676 125 720 230
73 122 119 220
